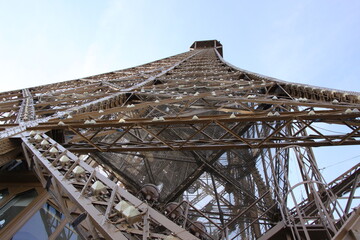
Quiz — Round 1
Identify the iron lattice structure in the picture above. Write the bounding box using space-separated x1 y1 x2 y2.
0 40 359 239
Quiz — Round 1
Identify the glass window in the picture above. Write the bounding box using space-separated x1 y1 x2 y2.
12 203 81 240
0 188 9 228
0 189 38 230
0 189 9 204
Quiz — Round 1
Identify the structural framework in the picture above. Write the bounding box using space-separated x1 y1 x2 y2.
0 40 359 240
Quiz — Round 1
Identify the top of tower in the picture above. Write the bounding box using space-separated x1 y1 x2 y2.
190 40 223 57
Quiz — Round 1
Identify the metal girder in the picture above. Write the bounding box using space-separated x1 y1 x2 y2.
1 41 359 239
16 88 36 123
0 50 200 140
21 133 199 240
25 110 360 153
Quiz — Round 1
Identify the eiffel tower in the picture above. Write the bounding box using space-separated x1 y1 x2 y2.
0 40 359 240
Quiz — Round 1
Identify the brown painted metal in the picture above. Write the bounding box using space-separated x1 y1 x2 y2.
0 41 359 239
21 133 199 239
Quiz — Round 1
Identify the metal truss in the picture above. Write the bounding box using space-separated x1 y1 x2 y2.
21 133 198 239
27 109 360 152
1 40 359 239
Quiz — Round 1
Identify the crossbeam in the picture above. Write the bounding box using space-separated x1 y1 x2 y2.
21 133 199 240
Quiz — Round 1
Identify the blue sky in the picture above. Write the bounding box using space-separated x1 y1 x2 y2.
1 0 359 92
0 0 359 182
